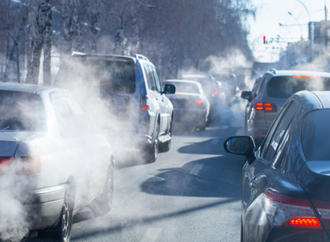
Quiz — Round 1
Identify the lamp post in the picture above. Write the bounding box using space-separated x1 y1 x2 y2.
295 0 313 61
288 12 303 40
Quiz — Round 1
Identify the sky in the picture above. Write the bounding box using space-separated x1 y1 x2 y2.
248 0 328 62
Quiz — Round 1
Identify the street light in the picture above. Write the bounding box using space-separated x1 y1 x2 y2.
288 12 303 40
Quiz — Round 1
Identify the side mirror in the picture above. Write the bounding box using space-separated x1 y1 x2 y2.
241 91 252 102
163 84 176 94
223 136 256 165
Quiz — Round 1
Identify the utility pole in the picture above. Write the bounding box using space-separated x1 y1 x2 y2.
325 0 328 20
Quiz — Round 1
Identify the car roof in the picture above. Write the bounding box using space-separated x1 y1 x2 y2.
182 74 210 79
269 70 330 78
163 79 201 85
0 82 61 94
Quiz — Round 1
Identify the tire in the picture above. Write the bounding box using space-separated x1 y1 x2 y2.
50 186 74 242
197 119 206 131
90 162 114 216
145 123 159 163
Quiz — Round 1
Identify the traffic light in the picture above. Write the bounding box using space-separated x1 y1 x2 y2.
263 36 266 44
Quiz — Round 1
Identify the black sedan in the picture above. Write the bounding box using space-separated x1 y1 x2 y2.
224 90 330 242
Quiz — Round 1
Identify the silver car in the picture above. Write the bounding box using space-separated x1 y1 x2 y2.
162 80 210 130
241 69 330 145
0 83 114 241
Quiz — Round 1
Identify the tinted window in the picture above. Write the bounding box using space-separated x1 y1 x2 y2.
56 58 136 94
144 65 158 92
151 67 161 93
0 91 46 131
195 78 215 96
302 110 330 161
263 101 297 160
267 76 330 98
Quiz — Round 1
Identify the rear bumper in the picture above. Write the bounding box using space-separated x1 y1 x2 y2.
22 185 66 230
265 227 330 242
173 108 207 125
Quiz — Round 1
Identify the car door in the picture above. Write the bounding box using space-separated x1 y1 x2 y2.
151 66 171 134
50 92 99 209
242 100 298 217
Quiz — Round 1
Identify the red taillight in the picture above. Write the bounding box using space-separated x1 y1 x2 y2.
176 90 182 93
0 157 11 173
0 157 41 174
254 103 276 112
290 218 320 227
141 105 148 111
263 190 321 230
213 91 218 96
195 100 202 105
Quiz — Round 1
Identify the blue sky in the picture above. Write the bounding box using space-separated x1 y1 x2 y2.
248 0 328 62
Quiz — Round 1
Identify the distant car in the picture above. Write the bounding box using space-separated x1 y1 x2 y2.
0 82 114 241
241 69 330 145
181 74 225 119
224 90 330 242
54 52 176 163
162 80 210 130
212 73 239 100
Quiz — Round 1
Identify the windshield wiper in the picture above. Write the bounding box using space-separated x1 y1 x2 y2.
0 126 10 132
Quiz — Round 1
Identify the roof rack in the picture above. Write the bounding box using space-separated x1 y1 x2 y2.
268 68 277 74
135 54 149 61
71 51 87 56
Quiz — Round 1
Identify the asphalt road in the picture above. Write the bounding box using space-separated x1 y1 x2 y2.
31 103 247 242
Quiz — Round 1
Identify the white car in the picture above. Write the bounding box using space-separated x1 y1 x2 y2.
0 82 114 241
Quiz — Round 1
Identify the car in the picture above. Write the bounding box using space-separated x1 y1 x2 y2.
0 82 114 242
224 90 330 242
161 79 210 130
54 52 176 163
241 69 330 146
212 72 239 101
181 74 225 120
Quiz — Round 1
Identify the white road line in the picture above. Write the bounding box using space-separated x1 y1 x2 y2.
211 138 220 145
140 228 163 242
190 164 203 176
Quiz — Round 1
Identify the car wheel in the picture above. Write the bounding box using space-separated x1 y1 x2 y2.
90 161 114 216
240 217 243 242
145 123 159 163
50 186 74 242
197 119 206 131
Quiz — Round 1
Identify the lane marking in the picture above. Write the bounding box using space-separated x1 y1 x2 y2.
140 228 163 242
190 164 203 176
211 138 220 145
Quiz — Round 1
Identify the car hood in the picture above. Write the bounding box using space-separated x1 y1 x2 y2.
0 131 39 156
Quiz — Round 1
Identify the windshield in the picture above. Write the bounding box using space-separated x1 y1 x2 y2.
267 76 330 98
302 110 330 161
0 91 46 131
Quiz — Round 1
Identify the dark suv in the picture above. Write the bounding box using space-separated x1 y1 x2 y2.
241 69 330 145
54 52 175 163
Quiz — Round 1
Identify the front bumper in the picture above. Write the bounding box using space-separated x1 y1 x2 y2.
22 185 66 230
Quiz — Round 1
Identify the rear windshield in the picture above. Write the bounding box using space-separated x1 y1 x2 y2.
191 78 214 96
0 91 46 131
56 58 136 94
302 110 330 161
169 82 200 94
267 76 330 98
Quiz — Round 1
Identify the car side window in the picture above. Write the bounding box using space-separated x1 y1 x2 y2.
151 67 161 93
262 101 297 161
144 65 157 92
65 96 93 131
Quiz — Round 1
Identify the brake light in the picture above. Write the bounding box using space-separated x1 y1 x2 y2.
262 190 321 230
0 157 41 174
0 157 11 173
141 105 148 111
195 100 202 105
290 218 320 227
213 91 218 96
176 90 182 93
292 75 321 78
254 102 277 112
